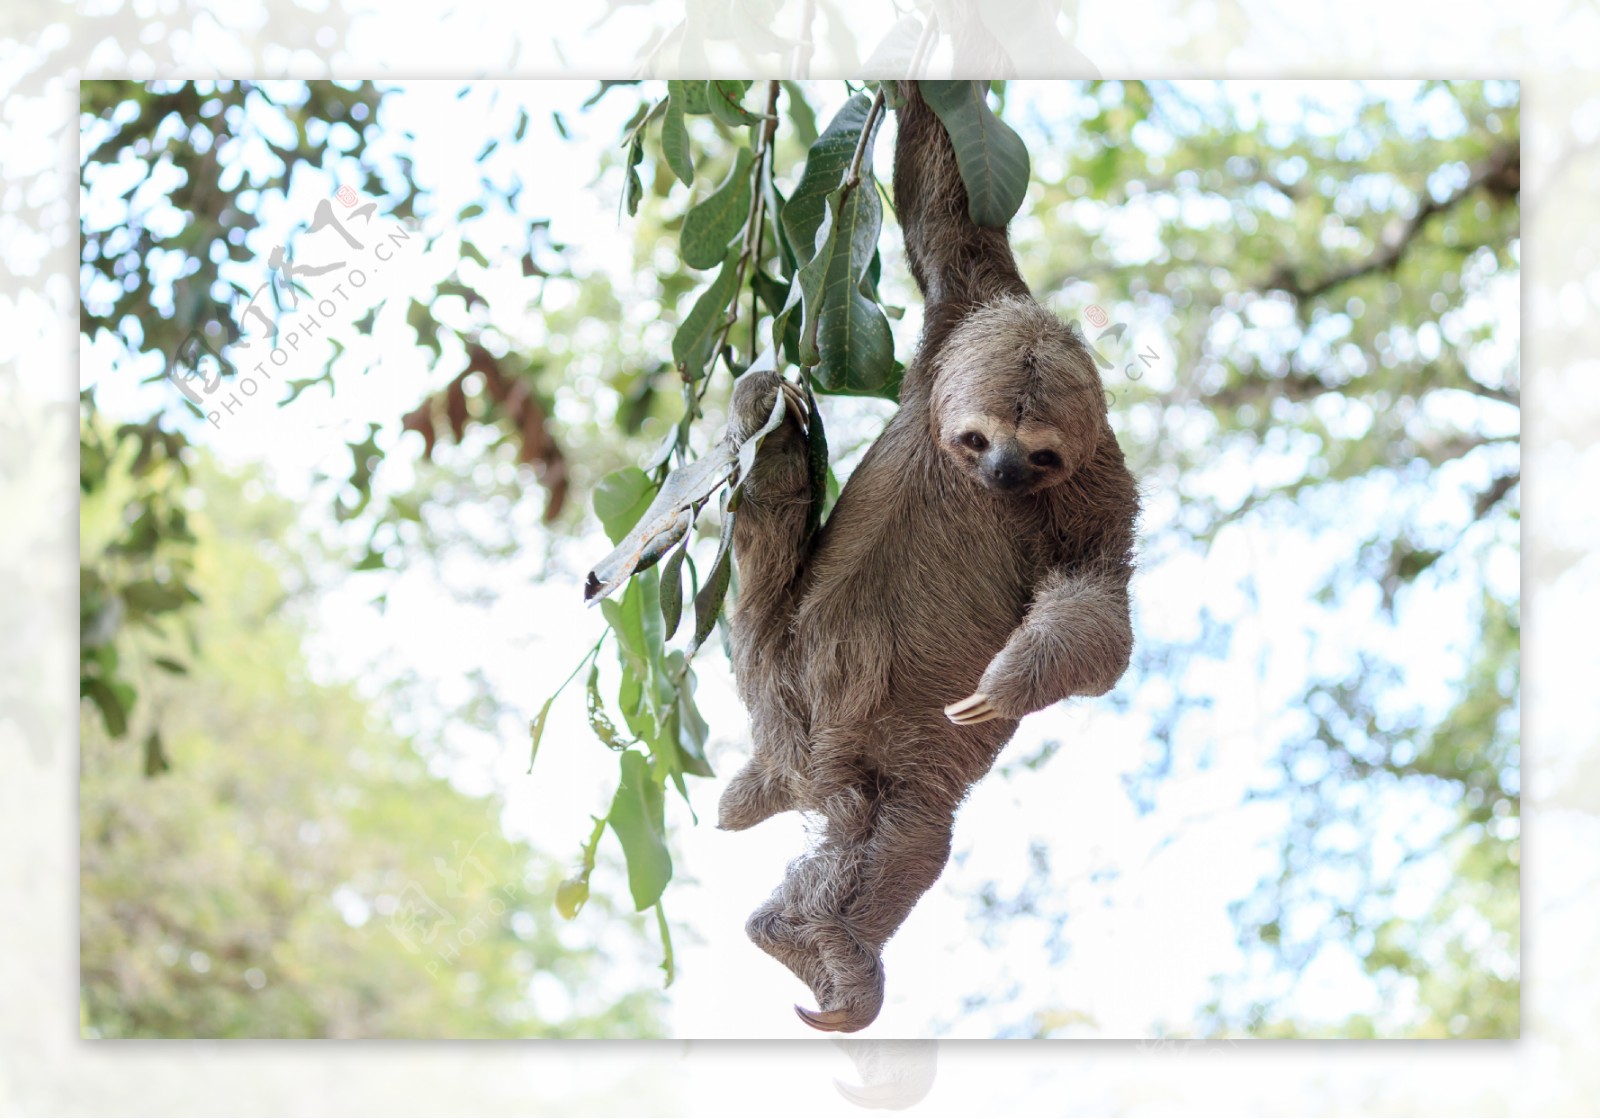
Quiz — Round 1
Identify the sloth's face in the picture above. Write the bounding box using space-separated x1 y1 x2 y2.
931 303 1106 497
939 409 1093 496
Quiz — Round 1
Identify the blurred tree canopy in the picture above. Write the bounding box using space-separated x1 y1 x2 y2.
80 431 664 1038
78 75 1518 1037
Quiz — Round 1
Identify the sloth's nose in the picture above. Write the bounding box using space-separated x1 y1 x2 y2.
983 448 1027 491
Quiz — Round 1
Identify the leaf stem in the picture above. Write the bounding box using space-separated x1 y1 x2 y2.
845 88 887 189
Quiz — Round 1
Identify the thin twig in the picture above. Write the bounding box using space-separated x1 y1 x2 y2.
697 80 782 406
846 88 887 188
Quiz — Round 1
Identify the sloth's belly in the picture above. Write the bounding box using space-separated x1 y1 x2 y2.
791 466 1035 732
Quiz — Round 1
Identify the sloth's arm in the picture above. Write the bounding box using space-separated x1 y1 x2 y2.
725 370 812 630
893 81 1032 314
945 554 1133 726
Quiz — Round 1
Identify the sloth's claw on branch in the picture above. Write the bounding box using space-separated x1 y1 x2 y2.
780 379 809 432
795 1004 855 1032
944 692 999 724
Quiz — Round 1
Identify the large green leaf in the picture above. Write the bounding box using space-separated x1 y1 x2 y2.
782 92 874 262
919 80 1031 227
607 749 673 911
680 147 753 269
794 181 895 394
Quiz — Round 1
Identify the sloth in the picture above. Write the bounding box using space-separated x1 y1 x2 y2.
715 82 1139 1033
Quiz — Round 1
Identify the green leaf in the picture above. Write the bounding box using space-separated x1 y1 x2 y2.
918 80 1032 227
585 660 631 750
555 877 589 920
658 537 688 640
708 80 760 127
622 133 645 218
555 815 608 919
680 147 753 269
794 180 895 394
671 247 740 379
668 653 715 778
593 467 658 545
607 750 673 911
527 693 555 773
82 677 132 738
142 729 170 776
662 82 696 186
688 493 737 657
528 635 604 774
122 578 197 615
782 92 874 262
676 81 712 115
586 454 727 606
804 381 830 538
152 656 189 675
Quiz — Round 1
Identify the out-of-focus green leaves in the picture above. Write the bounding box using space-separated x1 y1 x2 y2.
80 397 201 749
593 467 660 546
80 456 663 1039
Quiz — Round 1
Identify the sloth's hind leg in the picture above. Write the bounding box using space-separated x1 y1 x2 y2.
794 781 958 1033
744 884 833 1003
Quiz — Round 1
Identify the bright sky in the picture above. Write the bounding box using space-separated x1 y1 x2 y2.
77 79 1519 1039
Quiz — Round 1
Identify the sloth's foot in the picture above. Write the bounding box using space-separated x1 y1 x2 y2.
717 760 793 830
729 370 808 445
745 898 833 1002
795 944 885 1033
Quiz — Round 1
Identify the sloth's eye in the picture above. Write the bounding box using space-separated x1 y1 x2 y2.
1029 450 1062 468
960 431 989 451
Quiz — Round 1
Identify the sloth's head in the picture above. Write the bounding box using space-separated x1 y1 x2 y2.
930 298 1107 497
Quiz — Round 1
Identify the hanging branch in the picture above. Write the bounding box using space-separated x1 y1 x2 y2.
698 80 783 405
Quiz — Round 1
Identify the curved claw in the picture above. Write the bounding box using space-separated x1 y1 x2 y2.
944 692 1000 725
780 380 809 433
795 1004 855 1032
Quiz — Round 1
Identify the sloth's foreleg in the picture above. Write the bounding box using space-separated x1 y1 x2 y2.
726 369 812 635
946 564 1133 725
